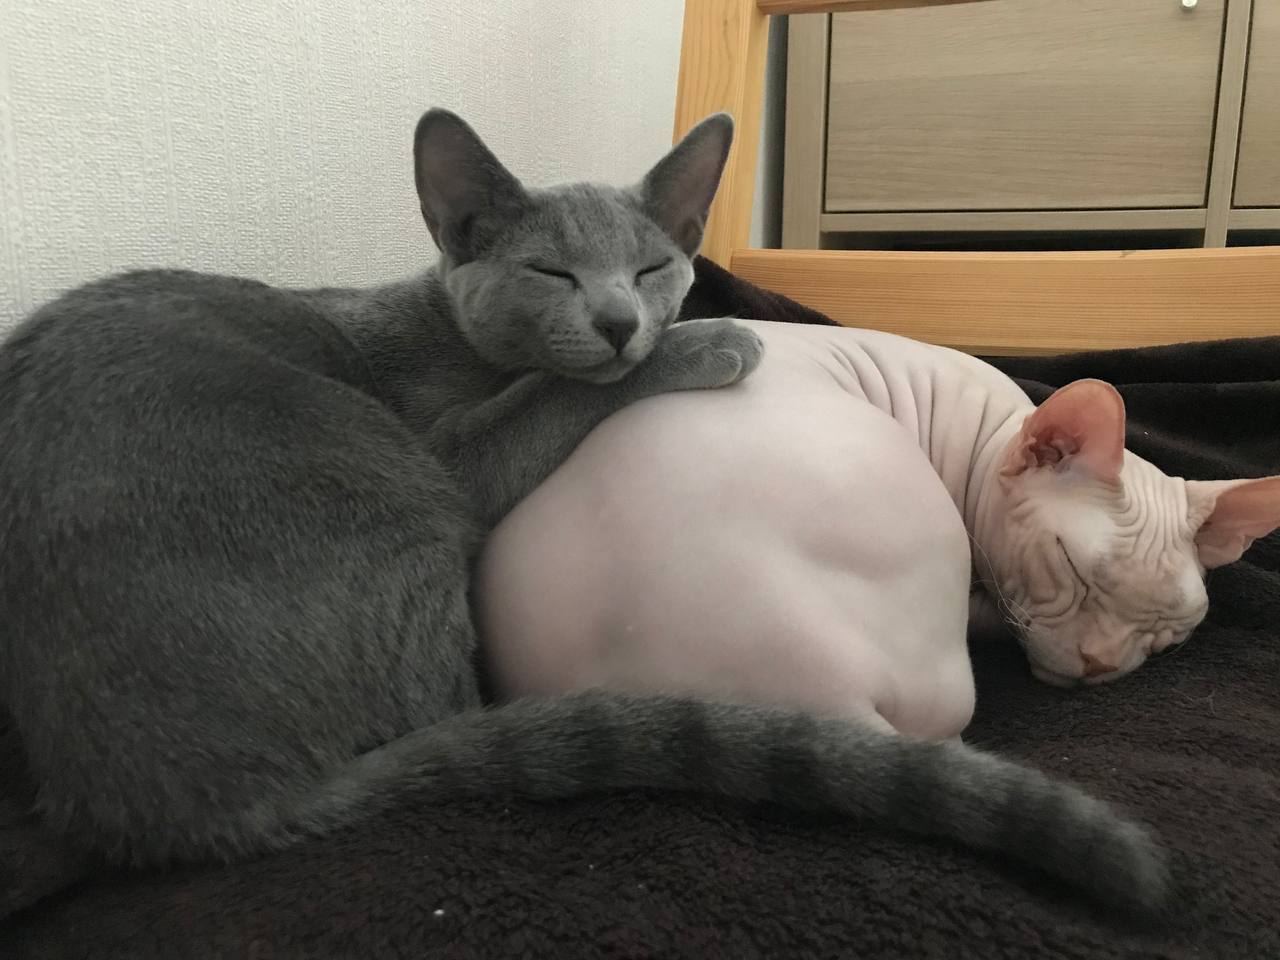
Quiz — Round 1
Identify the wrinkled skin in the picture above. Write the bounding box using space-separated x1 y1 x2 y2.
985 379 1280 686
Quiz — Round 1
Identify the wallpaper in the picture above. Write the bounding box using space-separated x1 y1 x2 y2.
0 0 688 327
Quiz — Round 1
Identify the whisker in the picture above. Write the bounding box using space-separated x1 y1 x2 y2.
1155 628 1198 662
968 535 1025 622
998 594 1035 628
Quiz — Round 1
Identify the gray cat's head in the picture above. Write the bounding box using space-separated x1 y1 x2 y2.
412 108 733 382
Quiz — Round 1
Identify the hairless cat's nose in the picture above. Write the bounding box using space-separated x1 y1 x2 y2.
592 310 639 354
1080 652 1117 678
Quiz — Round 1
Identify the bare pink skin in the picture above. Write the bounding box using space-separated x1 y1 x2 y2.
477 321 1280 738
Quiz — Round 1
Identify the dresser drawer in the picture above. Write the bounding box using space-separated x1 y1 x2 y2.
824 0 1225 213
1234 0 1280 207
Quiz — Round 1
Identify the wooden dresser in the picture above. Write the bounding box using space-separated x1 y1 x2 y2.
782 0 1280 249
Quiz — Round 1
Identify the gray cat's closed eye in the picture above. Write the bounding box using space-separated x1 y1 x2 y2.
528 265 578 285
636 259 672 281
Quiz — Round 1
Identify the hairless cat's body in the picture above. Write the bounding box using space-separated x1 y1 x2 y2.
481 320 1280 738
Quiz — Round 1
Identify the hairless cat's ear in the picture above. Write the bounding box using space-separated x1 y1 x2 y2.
414 109 528 261
639 113 734 256
1186 476 1280 568
1001 379 1126 485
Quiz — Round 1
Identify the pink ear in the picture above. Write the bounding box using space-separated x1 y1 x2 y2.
1001 379 1126 484
1187 476 1280 569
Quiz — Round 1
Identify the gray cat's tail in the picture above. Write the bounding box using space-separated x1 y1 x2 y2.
285 692 1169 914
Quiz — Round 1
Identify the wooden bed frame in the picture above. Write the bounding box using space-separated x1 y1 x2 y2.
674 0 1280 355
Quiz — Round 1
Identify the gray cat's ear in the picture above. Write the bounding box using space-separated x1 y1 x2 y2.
639 113 734 256
414 109 528 261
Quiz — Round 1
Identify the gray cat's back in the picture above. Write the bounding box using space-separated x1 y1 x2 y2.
1 269 381 466
0 268 481 862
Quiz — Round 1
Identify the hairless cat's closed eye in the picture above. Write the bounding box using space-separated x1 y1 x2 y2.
1055 538 1090 600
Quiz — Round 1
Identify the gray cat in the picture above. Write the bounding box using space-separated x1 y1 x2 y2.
0 109 1169 913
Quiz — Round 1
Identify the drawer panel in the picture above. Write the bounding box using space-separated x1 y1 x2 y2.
1235 0 1280 207
825 0 1224 212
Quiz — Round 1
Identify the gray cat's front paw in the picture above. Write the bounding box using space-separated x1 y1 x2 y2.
639 318 764 394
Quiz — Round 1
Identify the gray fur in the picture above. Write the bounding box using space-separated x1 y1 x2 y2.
0 109 1168 914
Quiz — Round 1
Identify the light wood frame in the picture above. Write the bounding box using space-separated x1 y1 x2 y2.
674 0 1280 355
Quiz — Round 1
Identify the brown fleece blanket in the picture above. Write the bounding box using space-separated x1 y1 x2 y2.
3 256 1278 958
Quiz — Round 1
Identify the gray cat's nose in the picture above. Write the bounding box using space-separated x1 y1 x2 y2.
592 312 639 353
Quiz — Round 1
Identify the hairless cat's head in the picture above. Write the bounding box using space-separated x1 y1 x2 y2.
986 379 1280 687
411 108 733 383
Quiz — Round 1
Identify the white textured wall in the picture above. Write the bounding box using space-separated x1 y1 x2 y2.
0 0 686 328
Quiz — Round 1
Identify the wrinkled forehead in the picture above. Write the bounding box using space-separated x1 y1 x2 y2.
503 185 666 269
1096 539 1208 614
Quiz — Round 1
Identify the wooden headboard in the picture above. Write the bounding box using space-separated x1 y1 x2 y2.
674 0 1280 355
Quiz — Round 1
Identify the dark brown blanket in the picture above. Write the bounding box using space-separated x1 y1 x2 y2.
4 257 1278 958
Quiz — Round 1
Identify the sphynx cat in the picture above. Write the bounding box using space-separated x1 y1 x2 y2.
479 320 1280 740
